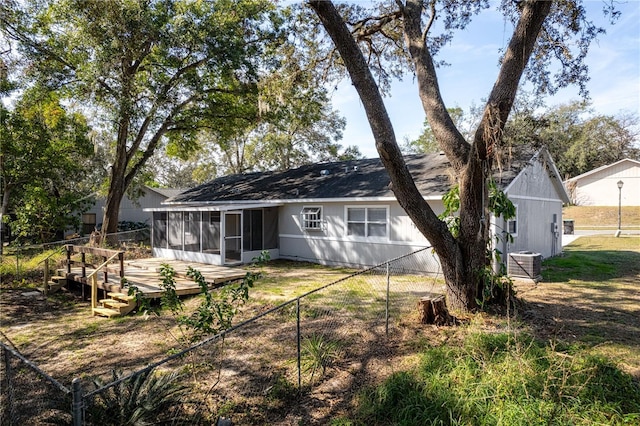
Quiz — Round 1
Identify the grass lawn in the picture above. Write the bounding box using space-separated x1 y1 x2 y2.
525 235 640 376
1 237 638 424
334 235 640 425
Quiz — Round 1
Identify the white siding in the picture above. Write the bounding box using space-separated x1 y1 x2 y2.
568 161 640 206
278 200 438 268
494 198 563 260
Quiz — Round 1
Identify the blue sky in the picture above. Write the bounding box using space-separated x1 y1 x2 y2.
330 1 640 158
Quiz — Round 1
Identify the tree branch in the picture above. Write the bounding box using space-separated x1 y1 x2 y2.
308 0 455 253
473 0 552 161
0 18 116 96
402 0 470 171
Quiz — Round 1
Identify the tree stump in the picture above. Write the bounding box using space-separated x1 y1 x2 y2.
88 230 102 247
418 295 455 326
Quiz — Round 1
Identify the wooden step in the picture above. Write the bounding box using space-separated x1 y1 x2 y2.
46 276 67 293
48 281 64 292
99 299 132 309
92 307 122 318
107 292 136 302
100 293 138 316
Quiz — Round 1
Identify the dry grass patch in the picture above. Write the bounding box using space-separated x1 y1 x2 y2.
564 205 640 229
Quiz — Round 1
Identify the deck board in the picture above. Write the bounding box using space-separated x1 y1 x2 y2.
63 258 247 299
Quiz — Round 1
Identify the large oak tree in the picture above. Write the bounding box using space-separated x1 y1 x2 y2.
308 0 613 311
1 0 284 239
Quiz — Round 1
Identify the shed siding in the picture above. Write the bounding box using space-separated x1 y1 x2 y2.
87 189 167 227
506 157 561 200
569 162 640 206
496 156 565 260
496 197 563 259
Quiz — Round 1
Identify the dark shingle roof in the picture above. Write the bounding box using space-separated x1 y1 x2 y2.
166 151 532 204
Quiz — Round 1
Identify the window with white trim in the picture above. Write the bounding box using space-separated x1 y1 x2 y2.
300 206 323 230
346 206 388 238
507 205 518 236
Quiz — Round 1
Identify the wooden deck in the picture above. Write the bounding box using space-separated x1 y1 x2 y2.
63 258 247 299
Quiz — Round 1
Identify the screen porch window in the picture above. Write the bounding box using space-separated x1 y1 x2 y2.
346 207 387 238
300 206 322 230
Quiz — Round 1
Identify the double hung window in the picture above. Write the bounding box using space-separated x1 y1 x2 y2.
346 207 387 238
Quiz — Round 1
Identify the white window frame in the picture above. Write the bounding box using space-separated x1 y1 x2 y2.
300 206 323 231
507 204 518 237
345 205 389 239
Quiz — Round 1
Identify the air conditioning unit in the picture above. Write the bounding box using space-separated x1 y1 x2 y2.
507 252 542 280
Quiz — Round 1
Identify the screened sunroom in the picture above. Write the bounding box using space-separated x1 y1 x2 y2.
146 204 280 265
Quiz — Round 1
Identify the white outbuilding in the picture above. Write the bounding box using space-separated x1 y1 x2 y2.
564 159 640 206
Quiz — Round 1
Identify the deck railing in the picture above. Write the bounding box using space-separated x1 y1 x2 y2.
64 245 125 301
85 251 126 310
64 245 125 283
37 245 66 296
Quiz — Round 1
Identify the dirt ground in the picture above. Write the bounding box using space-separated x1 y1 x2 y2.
1 254 639 424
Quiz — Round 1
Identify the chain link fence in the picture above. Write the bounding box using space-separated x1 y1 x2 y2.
0 343 73 425
1 247 444 425
1 229 150 284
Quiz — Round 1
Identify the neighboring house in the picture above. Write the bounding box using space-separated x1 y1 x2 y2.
146 147 568 272
83 186 185 234
564 159 640 206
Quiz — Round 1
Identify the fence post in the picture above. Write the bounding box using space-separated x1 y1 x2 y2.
15 248 20 280
386 262 390 336
44 258 49 297
296 297 301 391
72 378 83 426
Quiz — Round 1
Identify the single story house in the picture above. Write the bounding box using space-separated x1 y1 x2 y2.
145 147 569 273
564 158 640 206
82 186 184 234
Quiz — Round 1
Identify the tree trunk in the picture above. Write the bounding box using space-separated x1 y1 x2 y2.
0 184 10 256
310 0 554 313
101 164 126 245
310 0 466 308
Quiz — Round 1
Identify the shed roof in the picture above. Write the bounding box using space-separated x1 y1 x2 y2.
564 158 640 183
165 149 542 205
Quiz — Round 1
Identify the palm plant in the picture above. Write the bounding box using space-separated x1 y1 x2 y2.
86 368 188 425
301 334 341 383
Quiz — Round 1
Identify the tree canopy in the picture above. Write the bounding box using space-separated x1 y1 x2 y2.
308 0 618 311
1 0 286 237
504 101 639 179
1 87 94 243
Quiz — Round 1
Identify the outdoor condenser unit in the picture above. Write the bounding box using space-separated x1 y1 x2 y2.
507 252 542 280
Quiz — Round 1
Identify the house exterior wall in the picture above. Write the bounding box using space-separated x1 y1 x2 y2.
277 200 441 269
497 157 564 260
86 189 167 230
567 161 640 206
